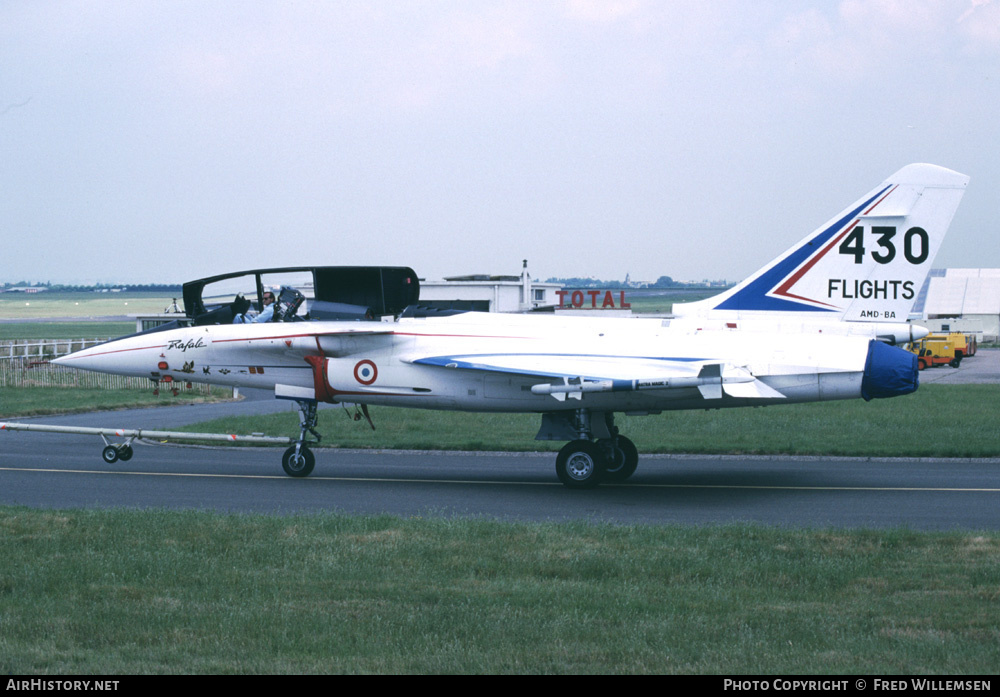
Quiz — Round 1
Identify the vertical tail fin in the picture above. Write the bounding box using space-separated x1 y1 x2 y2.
673 164 969 322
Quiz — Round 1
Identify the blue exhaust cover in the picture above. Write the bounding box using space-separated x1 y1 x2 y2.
861 339 919 401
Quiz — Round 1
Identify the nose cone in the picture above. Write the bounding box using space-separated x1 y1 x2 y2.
51 352 87 367
51 337 151 377
861 339 918 401
51 344 111 373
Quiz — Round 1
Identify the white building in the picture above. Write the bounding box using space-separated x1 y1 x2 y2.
916 269 1000 341
418 261 562 313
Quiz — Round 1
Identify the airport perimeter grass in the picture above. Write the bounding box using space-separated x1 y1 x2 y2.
3 384 997 457
173 384 1000 459
3 385 998 674
0 387 234 418
1 506 997 674
0 292 173 320
0 322 134 341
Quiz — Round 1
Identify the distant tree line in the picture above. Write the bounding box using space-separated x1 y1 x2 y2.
545 275 723 289
545 277 627 289
1 281 183 292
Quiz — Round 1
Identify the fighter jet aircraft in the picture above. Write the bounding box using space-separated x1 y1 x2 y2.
53 163 968 488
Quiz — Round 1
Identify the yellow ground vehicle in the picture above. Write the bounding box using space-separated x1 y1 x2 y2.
906 334 962 370
939 332 977 359
962 332 978 357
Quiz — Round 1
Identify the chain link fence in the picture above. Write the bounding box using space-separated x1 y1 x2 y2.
0 338 212 393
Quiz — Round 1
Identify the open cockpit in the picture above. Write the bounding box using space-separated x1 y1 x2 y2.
142 266 421 334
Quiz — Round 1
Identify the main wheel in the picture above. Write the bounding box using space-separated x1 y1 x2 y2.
102 445 119 464
600 435 639 482
282 446 315 478
555 440 607 489
117 445 134 462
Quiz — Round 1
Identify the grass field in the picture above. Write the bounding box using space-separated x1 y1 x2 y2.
624 289 720 314
1 507 997 674
165 384 1000 458
0 292 175 320
0 322 134 341
0 386 233 418
3 383 999 458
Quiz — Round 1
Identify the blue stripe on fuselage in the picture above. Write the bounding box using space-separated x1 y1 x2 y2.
413 354 708 381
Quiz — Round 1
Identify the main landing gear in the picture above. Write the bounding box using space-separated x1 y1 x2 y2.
275 403 639 488
552 410 639 490
282 400 323 477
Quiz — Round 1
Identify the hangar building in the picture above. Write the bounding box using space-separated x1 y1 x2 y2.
914 269 1000 341
418 261 562 313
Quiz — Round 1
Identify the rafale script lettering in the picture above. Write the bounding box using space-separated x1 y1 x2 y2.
167 338 206 352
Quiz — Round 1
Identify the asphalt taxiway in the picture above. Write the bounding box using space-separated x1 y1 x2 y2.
2 351 998 529
2 425 998 529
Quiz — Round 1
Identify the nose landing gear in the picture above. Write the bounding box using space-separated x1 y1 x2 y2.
281 399 323 477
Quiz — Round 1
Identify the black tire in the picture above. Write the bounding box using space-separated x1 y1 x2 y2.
282 446 315 478
102 445 119 464
600 435 639 482
950 357 961 368
117 445 134 462
555 440 606 489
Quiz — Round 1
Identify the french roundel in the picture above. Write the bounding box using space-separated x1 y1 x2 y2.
353 359 378 385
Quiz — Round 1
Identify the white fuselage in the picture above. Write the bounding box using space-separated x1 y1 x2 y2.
55 312 887 414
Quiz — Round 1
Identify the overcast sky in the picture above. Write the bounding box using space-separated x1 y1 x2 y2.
2 0 998 285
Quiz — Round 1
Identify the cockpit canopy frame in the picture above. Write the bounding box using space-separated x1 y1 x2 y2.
181 266 420 325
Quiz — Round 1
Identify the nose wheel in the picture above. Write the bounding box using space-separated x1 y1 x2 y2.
282 445 315 477
281 399 322 477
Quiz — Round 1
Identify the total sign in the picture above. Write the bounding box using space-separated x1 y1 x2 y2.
557 290 631 310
